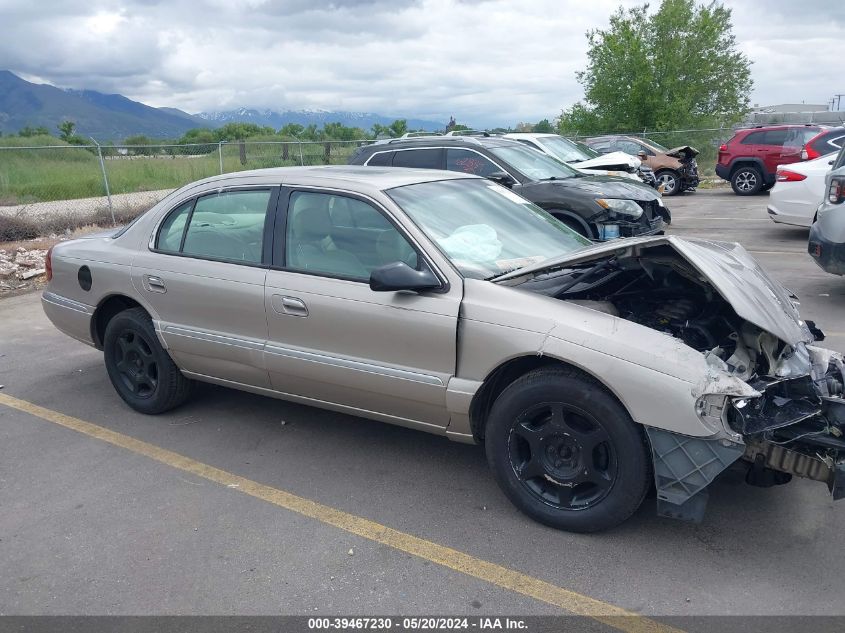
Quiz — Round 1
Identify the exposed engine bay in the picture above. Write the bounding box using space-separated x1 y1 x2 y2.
518 242 845 512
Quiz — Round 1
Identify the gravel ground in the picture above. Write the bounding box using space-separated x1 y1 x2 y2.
0 189 174 221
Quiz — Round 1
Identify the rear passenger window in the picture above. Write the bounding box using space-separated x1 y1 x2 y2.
366 151 393 166
763 130 788 146
445 149 499 177
741 131 767 145
392 149 441 169
156 190 271 264
156 201 192 252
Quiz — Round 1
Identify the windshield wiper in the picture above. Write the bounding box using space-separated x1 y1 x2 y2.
555 257 619 294
485 267 526 281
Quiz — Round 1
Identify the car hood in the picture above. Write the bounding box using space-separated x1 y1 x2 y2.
665 146 699 159
571 151 641 171
525 175 659 201
496 235 813 346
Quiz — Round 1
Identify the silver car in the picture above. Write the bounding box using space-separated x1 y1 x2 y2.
809 144 845 274
43 166 845 532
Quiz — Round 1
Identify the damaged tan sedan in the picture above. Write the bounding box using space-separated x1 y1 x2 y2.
42 166 845 532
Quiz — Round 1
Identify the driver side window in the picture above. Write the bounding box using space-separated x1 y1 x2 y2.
285 192 418 281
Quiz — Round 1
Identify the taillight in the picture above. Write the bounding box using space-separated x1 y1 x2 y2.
45 246 53 281
777 170 807 182
829 178 844 204
718 144 727 152
804 146 820 160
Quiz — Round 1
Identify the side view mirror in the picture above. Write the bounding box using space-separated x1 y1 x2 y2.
369 261 440 292
487 171 516 188
637 151 648 159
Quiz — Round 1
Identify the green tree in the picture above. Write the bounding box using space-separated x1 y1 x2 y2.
57 120 77 142
557 0 752 135
18 126 51 137
279 123 305 138
322 121 366 141
178 128 217 145
370 123 390 139
124 134 154 155
533 119 554 133
387 119 408 138
214 122 274 142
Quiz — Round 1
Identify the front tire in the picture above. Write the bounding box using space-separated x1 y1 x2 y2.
103 307 194 414
655 170 681 196
484 368 650 532
731 166 763 195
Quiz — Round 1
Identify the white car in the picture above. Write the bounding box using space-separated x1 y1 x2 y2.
768 153 839 227
504 133 647 182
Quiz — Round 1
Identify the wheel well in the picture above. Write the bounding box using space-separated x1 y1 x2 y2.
728 160 763 177
468 356 623 441
547 210 594 239
92 295 144 349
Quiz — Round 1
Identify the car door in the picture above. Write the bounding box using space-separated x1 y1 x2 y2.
263 187 461 430
131 187 278 389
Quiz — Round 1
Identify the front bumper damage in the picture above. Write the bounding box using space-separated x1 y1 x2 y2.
647 342 845 522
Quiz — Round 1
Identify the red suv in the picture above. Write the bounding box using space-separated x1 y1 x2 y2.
716 125 830 195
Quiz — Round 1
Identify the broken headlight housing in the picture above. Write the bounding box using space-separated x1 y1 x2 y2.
596 198 643 219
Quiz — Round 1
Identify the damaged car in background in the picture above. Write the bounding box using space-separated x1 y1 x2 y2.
585 135 700 196
41 167 844 533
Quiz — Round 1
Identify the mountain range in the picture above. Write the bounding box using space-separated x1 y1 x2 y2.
0 71 444 140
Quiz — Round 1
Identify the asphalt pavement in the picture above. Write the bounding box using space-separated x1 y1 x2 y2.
1 188 844 627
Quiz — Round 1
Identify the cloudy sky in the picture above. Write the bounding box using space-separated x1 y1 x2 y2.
1 0 842 127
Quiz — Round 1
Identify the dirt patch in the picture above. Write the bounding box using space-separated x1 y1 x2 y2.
0 225 123 298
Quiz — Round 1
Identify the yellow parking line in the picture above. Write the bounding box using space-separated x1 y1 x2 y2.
0 392 682 633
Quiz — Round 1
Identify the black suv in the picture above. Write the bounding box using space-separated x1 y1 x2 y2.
348 136 669 240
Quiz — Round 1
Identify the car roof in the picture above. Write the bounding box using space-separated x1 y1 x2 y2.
360 136 521 151
178 165 480 192
734 124 828 133
503 133 559 139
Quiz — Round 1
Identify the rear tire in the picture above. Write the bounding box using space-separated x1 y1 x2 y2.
484 368 650 532
655 170 681 196
731 166 763 195
103 307 194 414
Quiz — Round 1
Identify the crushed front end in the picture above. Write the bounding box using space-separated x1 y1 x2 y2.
729 343 845 499
506 236 845 522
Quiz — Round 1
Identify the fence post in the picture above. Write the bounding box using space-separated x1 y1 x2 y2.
218 141 224 174
239 140 247 165
90 137 115 226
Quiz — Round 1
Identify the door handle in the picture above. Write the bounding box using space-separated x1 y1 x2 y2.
144 275 167 293
272 294 308 317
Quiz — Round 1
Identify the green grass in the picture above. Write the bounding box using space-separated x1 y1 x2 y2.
0 138 363 204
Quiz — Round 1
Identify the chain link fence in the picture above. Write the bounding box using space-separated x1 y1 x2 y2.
1 127 746 238
0 139 374 224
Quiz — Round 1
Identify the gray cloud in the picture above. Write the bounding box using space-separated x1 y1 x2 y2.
0 0 842 127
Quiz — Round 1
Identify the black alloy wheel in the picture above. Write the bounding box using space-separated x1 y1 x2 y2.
508 402 617 510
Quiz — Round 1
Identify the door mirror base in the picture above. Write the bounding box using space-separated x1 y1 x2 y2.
369 261 441 292
487 171 516 188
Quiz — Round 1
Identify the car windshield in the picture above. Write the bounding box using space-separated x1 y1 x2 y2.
489 143 580 181
643 138 669 153
573 139 600 157
387 178 591 280
536 136 596 163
